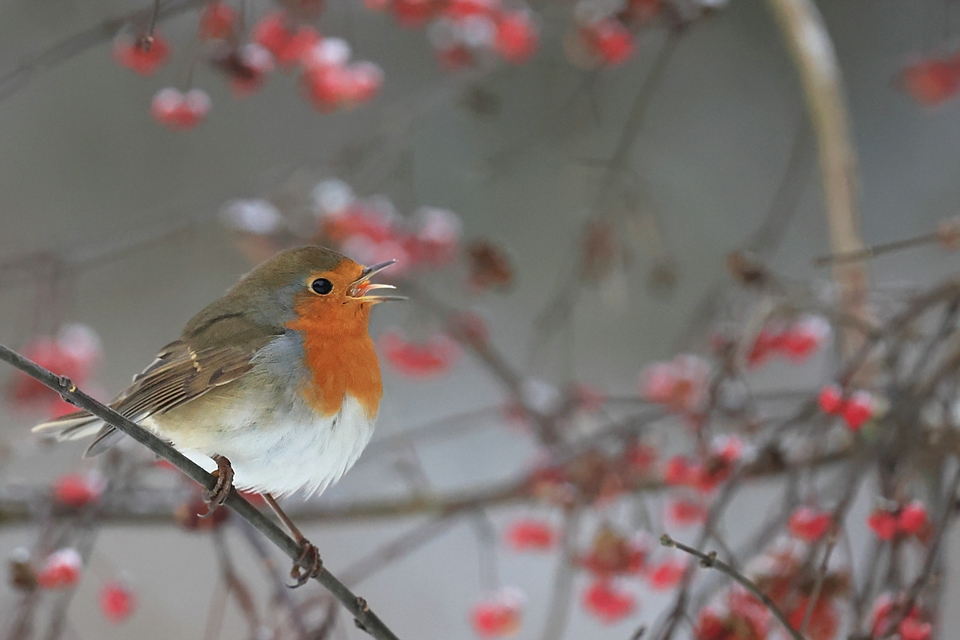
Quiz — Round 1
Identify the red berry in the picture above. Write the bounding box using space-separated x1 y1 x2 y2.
646 559 685 590
100 581 137 623
253 13 320 68
199 2 236 40
787 597 838 640
444 0 496 19
505 519 556 551
494 11 538 64
747 329 778 368
780 315 830 361
817 384 843 414
150 88 211 130
583 19 635 65
53 472 105 508
663 456 697 486
842 391 874 431
788 506 832 542
582 579 636 623
640 355 710 414
228 44 275 97
667 499 708 527
901 58 960 107
899 618 933 640
36 548 82 589
380 330 460 378
868 509 899 540
393 0 437 27
113 32 171 76
897 500 929 535
339 62 384 105
470 588 524 637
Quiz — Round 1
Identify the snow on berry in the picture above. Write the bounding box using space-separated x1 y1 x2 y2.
779 315 830 361
470 587 524 637
409 206 462 266
53 472 106 508
380 330 460 378
788 506 832 542
150 88 211 130
646 559 686 590
199 2 236 40
640 354 710 414
36 548 83 590
216 43 275 97
100 581 137 623
867 508 899 540
897 500 929 536
582 579 636 623
505 518 556 551
113 32 171 76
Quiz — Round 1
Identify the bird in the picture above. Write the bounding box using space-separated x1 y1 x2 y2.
33 245 401 585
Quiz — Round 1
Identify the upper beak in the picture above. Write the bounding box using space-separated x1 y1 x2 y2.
348 260 406 303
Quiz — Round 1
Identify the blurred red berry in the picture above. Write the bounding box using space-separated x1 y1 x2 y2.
100 581 137 622
150 88 211 130
11 324 101 408
394 0 437 27
647 559 685 590
640 354 710 414
897 500 929 535
900 57 960 107
444 0 496 19
817 384 843 414
36 548 82 590
788 506 831 542
339 62 384 105
583 579 636 623
780 315 830 361
199 2 236 40
580 525 646 576
218 43 275 97
663 456 699 486
747 329 780 368
583 19 635 65
693 608 728 640
667 498 708 527
470 588 524 637
842 391 874 431
494 12 538 64
253 13 320 67
53 472 105 508
409 206 462 266
113 33 171 76
899 618 933 640
787 597 838 640
868 509 899 540
505 519 556 551
380 330 460 378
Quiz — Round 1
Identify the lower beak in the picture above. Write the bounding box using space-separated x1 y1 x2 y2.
348 260 406 303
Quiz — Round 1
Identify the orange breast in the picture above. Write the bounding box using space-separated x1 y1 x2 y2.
286 315 382 420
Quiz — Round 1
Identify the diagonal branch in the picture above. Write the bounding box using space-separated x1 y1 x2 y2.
0 344 402 640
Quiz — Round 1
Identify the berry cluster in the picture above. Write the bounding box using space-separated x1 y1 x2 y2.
112 4 383 130
9 324 102 418
867 500 930 541
817 384 875 431
470 587 524 637
640 354 711 414
746 315 831 368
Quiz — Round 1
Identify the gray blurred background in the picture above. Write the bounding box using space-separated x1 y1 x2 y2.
1 0 960 637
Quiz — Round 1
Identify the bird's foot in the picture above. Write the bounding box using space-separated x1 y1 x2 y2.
200 455 234 518
289 539 323 588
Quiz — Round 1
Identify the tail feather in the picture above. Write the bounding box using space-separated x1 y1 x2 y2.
32 410 124 456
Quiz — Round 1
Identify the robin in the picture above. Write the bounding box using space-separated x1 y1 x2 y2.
33 245 400 585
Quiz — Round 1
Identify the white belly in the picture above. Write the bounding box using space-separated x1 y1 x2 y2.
146 394 376 498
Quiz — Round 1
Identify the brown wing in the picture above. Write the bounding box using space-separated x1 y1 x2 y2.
34 311 285 456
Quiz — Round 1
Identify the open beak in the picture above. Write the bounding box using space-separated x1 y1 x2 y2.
348 260 406 303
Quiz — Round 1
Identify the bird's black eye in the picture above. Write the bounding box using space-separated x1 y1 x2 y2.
311 278 333 295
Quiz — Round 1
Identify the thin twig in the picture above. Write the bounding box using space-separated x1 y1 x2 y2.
660 534 803 640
